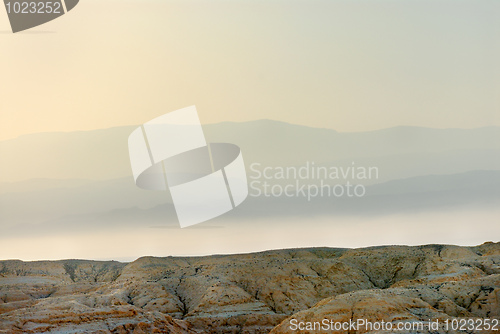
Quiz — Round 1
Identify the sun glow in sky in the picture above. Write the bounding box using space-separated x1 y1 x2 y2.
0 0 499 141
0 0 499 261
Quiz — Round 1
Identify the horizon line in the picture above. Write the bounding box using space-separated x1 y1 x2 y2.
0 241 496 264
2 119 499 142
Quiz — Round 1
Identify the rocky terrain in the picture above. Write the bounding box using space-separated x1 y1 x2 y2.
0 242 498 333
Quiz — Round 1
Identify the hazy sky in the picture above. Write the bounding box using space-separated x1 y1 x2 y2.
1 208 498 261
0 0 499 141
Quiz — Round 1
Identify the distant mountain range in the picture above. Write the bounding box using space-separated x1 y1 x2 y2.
0 120 499 234
0 120 499 182
1 170 499 236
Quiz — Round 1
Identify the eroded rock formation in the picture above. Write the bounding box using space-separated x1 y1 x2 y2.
0 242 498 333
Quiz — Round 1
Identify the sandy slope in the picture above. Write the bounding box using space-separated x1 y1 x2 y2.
0 242 498 333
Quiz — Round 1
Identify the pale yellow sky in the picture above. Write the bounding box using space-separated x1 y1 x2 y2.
0 0 499 141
